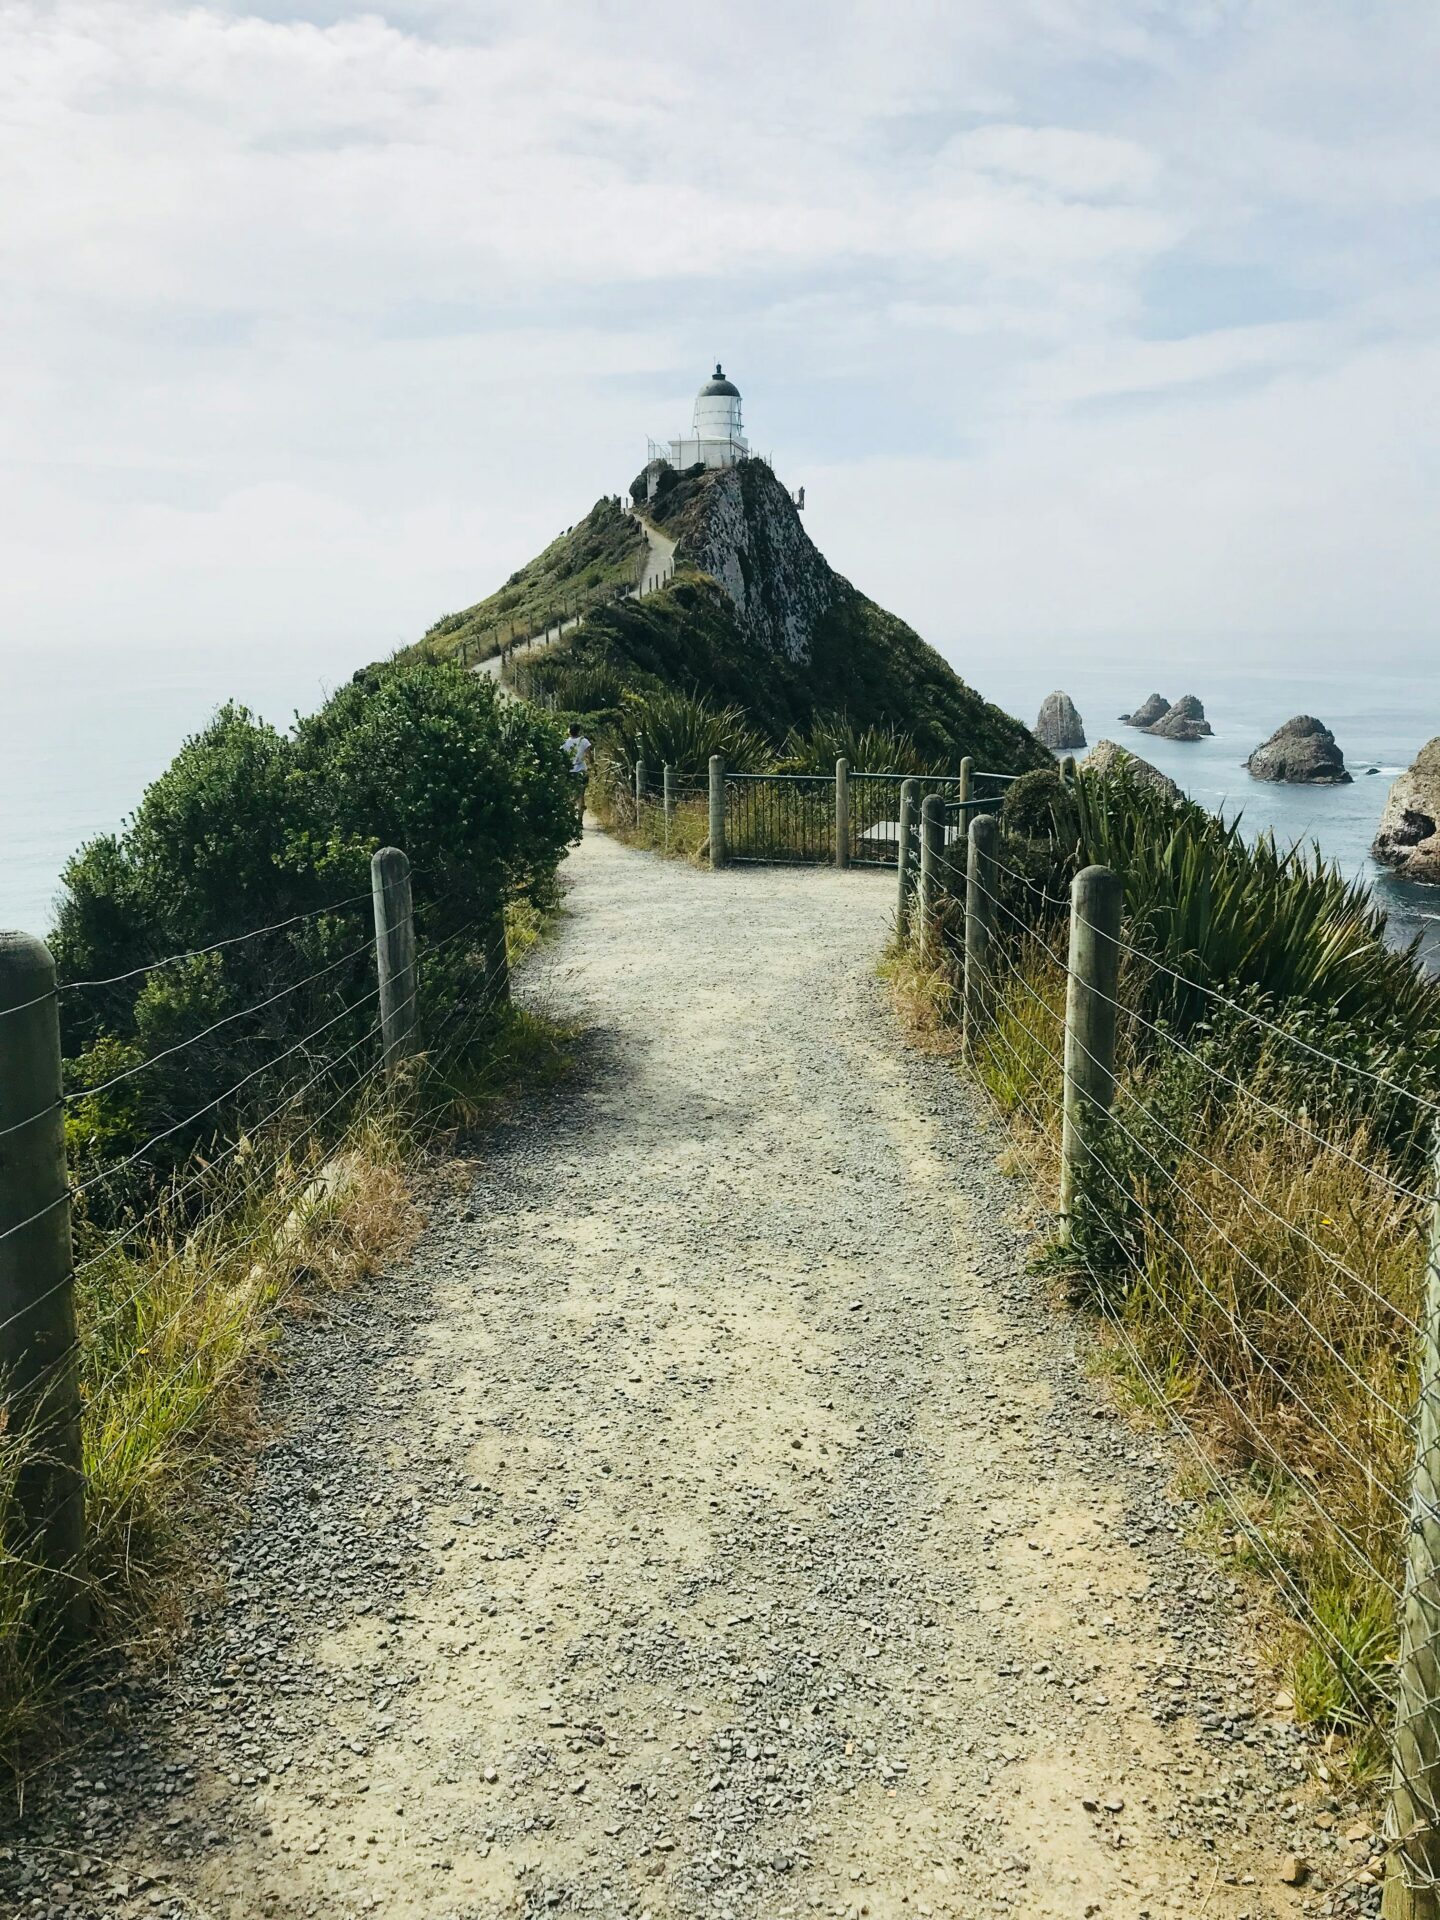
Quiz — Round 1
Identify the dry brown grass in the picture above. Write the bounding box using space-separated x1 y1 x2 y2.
591 774 711 864
886 931 1427 1760
0 991 572 1783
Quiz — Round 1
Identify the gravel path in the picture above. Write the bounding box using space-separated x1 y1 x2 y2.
472 518 674 689
636 521 676 594
6 834 1376 1919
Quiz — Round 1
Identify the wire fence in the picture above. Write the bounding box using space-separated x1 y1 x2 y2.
603 758 1019 871
0 848 521 1678
903 807 1440 1908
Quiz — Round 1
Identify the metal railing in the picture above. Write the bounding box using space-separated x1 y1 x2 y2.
707 759 1019 870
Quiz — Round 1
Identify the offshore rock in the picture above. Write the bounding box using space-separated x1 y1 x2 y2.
1121 693 1169 729
1035 690 1086 752
1085 740 1182 802
1244 715 1352 785
1372 738 1440 883
1145 695 1212 742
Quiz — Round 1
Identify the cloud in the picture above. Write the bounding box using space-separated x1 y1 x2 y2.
0 0 1437 664
938 123 1160 199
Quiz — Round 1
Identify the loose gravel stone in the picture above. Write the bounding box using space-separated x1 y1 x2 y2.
2 832 1355 1918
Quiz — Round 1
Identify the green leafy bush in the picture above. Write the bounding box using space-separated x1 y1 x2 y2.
50 663 576 1219
606 687 771 779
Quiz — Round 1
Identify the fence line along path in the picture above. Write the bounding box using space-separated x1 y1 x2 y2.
9 833 1314 1918
471 515 678 692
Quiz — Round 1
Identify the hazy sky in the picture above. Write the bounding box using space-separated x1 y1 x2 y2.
2 1 1437 667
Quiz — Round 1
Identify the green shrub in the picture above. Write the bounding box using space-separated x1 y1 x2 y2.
777 717 928 774
49 663 577 1220
607 687 771 779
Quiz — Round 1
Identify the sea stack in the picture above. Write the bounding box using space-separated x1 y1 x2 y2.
1372 738 1440 883
1121 693 1168 729
1144 694 1212 742
1035 690 1086 752
1244 716 1352 785
1085 740 1182 802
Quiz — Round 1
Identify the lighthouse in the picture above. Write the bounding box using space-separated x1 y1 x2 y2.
663 365 750 470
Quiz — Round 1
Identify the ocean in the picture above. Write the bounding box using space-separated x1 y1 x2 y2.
2 636 364 938
982 660 1440 975
3 642 1437 975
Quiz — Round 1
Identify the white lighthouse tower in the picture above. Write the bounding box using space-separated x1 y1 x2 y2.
663 365 750 470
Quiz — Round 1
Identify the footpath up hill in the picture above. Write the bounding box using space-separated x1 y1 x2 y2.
426 461 1048 772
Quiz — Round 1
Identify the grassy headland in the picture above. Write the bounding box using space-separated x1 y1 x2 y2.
418 498 643 666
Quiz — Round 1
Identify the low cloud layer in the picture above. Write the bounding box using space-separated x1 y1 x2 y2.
2 1 1437 661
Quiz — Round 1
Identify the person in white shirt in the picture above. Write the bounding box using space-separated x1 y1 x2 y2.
562 723 593 830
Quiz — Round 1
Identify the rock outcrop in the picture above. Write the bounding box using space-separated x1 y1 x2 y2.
437 458 1051 772
1372 739 1440 883
1121 693 1168 729
1144 695 1212 742
1084 740 1182 802
1035 690 1086 752
1244 716 1352 785
655 461 840 662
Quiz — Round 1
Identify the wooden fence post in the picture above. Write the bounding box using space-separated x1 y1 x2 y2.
963 813 998 1054
958 756 973 809
634 760 646 827
0 933 87 1636
1059 865 1122 1242
1383 1136 1440 1920
918 794 944 962
835 758 850 869
663 764 674 850
895 778 919 942
709 756 727 870
371 848 419 1069
485 897 510 1007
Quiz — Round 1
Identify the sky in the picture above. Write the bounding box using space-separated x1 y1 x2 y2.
2 0 1438 669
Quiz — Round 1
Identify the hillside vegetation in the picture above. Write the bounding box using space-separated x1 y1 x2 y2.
891 761 1440 1769
437 459 1048 775
420 497 643 665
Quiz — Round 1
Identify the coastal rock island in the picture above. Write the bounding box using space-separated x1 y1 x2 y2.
1035 690 1086 751
1245 715 1351 785
1086 739 1182 801
1145 694 1212 742
1121 693 1169 728
1372 738 1440 883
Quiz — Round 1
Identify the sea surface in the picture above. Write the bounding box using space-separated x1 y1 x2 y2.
982 661 1440 975
2 637 364 938
3 642 1437 975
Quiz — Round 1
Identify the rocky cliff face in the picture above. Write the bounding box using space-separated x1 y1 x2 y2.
1245 716 1351 785
1121 694 1168 729
1373 738 1440 882
1085 740 1181 801
615 458 1048 770
652 461 838 662
1035 691 1086 751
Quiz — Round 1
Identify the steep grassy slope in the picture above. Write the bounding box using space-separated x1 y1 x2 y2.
420 497 643 664
422 458 1047 773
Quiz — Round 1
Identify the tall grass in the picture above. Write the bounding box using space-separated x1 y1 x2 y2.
954 927 1428 1759
1073 775 1437 1045
607 687 771 780
892 770 1440 1766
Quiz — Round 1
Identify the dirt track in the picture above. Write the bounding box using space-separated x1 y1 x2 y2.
9 833 1329 1919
